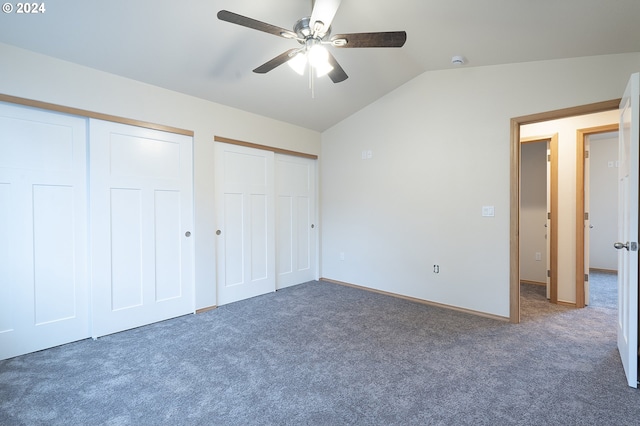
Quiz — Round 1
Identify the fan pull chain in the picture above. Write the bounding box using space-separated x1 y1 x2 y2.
309 62 315 98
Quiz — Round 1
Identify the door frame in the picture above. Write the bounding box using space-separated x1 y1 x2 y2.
520 135 558 304
575 124 619 308
510 99 620 323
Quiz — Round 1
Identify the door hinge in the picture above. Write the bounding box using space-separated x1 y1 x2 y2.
547 270 551 278
585 273 589 282
584 212 589 220
547 154 551 162
585 150 589 159
547 212 551 220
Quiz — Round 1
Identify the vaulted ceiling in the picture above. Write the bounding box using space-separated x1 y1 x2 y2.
1 0 638 131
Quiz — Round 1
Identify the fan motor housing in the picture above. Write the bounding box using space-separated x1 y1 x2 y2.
294 16 331 41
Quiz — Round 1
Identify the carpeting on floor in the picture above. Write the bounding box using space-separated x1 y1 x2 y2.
0 271 637 425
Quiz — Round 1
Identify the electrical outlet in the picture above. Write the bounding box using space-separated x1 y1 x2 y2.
433 264 440 274
340 252 345 261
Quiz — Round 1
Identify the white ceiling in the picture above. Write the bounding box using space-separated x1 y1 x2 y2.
1 0 638 131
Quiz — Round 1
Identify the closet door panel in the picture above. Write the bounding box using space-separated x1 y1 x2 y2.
109 188 144 311
32 184 76 324
154 189 183 301
90 119 194 337
0 183 12 335
0 102 88 360
215 143 275 305
275 155 316 289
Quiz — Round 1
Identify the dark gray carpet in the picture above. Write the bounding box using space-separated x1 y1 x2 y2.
1 274 637 425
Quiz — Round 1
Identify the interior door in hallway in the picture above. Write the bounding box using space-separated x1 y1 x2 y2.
215 142 275 305
616 72 639 388
0 103 88 360
584 140 591 305
90 120 194 337
546 142 551 298
275 154 317 289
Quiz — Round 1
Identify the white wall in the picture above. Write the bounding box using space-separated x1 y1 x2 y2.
0 42 321 310
321 53 640 318
520 142 547 283
521 110 619 304
588 132 619 271
2 41 638 318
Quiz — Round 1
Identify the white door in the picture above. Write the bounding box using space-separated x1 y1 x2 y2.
90 120 194 337
215 143 275 305
275 154 317 289
616 72 639 388
584 141 591 305
546 142 551 299
0 103 88 360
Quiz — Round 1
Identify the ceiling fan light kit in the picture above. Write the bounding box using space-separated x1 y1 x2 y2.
307 44 333 76
287 52 307 75
217 0 407 93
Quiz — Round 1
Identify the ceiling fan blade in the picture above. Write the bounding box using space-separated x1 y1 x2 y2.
253 49 299 74
217 10 297 39
310 0 342 35
331 31 407 48
327 52 348 83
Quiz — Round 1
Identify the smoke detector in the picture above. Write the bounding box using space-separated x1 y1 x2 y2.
451 55 466 65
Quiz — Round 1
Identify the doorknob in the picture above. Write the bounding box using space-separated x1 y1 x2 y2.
614 242 629 250
216 230 221 236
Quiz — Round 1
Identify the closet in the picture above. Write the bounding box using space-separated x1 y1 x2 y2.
214 141 317 305
0 100 317 360
0 101 194 360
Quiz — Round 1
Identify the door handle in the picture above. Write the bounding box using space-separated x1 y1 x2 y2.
614 242 629 250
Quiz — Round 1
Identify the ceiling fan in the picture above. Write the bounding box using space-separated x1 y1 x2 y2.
217 0 407 83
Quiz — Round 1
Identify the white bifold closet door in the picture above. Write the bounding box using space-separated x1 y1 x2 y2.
0 103 88 360
90 120 194 337
214 142 275 305
275 154 316 289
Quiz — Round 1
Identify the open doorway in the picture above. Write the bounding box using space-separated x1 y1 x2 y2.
509 99 620 323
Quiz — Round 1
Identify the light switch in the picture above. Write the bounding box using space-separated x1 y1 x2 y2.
482 206 495 217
